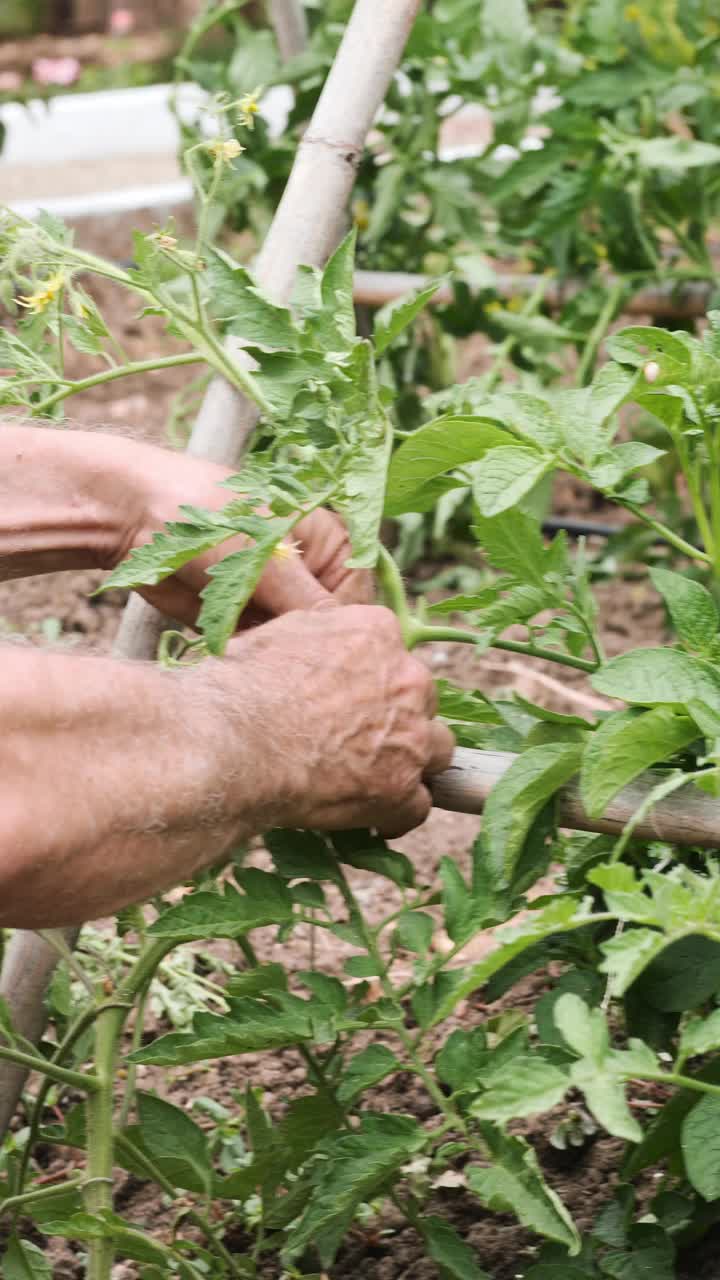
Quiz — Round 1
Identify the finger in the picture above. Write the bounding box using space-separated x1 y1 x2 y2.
252 553 338 616
333 568 375 606
376 784 432 839
137 579 200 627
424 721 456 776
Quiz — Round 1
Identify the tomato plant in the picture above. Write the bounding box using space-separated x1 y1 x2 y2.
5 8 720 1278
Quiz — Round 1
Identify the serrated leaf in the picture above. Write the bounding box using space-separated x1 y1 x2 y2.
470 1056 568 1122
385 416 514 517
128 995 317 1065
284 1114 425 1264
199 534 289 654
265 829 340 881
147 876 292 940
227 963 288 998
472 446 552 518
468 1127 580 1253
632 136 720 171
473 508 567 588
580 707 697 817
207 248 299 350
319 229 358 347
395 910 434 955
421 1216 491 1279
41 1212 167 1265
650 568 719 656
374 278 444 356
99 519 232 593
436 1028 488 1094
336 1044 399 1104
342 411 393 569
331 830 415 888
598 929 669 998
481 743 583 889
440 858 493 946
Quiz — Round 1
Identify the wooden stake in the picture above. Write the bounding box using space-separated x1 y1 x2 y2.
431 748 720 848
268 0 308 60
0 0 423 1137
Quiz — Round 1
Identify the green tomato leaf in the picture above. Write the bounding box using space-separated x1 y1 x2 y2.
147 875 293 940
679 1010 720 1064
283 1114 425 1265
591 647 720 715
580 707 697 817
1 1238 52 1280
206 248 299 349
631 137 720 171
374 278 445 356
682 1094 720 1200
650 568 720 656
133 1093 212 1194
265 829 341 881
421 1216 491 1280
468 1127 580 1253
470 1056 568 1122
481 743 583 890
395 910 435 955
336 1044 400 1104
472 446 552 518
341 411 393 569
385 416 514 517
99 517 236 593
331 830 415 888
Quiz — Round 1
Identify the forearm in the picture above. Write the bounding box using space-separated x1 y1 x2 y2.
0 646 273 928
0 425 146 580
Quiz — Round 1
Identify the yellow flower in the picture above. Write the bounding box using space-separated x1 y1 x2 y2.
238 89 261 129
272 540 301 562
17 271 65 314
206 137 245 164
624 3 641 20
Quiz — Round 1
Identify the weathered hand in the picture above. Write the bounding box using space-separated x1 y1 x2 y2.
123 448 372 624
215 605 455 838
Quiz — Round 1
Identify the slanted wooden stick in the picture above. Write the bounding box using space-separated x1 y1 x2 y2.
268 0 308 60
432 748 720 848
0 0 423 1137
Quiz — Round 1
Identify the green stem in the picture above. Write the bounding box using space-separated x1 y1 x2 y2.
485 277 548 391
376 545 413 643
1 1176 86 1217
0 1043 99 1092
113 1134 240 1275
84 1006 123 1280
33 353 204 415
576 281 625 386
17 1001 131 1198
610 768 706 864
622 503 711 566
408 621 598 673
632 1070 720 1099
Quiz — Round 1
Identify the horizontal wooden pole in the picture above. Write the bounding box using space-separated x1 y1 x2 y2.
354 270 712 319
431 747 720 848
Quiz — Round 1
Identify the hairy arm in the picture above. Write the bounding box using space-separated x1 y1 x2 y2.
0 607 454 929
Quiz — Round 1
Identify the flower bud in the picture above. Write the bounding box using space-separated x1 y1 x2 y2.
644 360 661 383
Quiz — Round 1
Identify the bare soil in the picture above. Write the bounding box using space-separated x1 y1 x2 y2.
3 210 712 1279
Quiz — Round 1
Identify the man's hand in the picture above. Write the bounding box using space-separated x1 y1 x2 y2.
215 605 455 839
0 427 371 623
121 449 372 625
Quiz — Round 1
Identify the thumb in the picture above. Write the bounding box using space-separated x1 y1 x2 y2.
252 551 338 616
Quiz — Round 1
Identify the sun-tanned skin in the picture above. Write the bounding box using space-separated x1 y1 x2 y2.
0 426 454 929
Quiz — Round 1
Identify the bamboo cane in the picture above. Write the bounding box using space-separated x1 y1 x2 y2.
353 269 714 320
431 748 720 849
0 0 423 1137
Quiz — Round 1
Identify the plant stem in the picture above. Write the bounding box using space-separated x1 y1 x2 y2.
1 1175 86 1217
376 544 413 643
84 1005 123 1280
622 504 711 566
632 1070 720 1099
408 621 598 672
576 281 625 386
113 1134 240 1275
33 353 205 415
0 1044 99 1092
